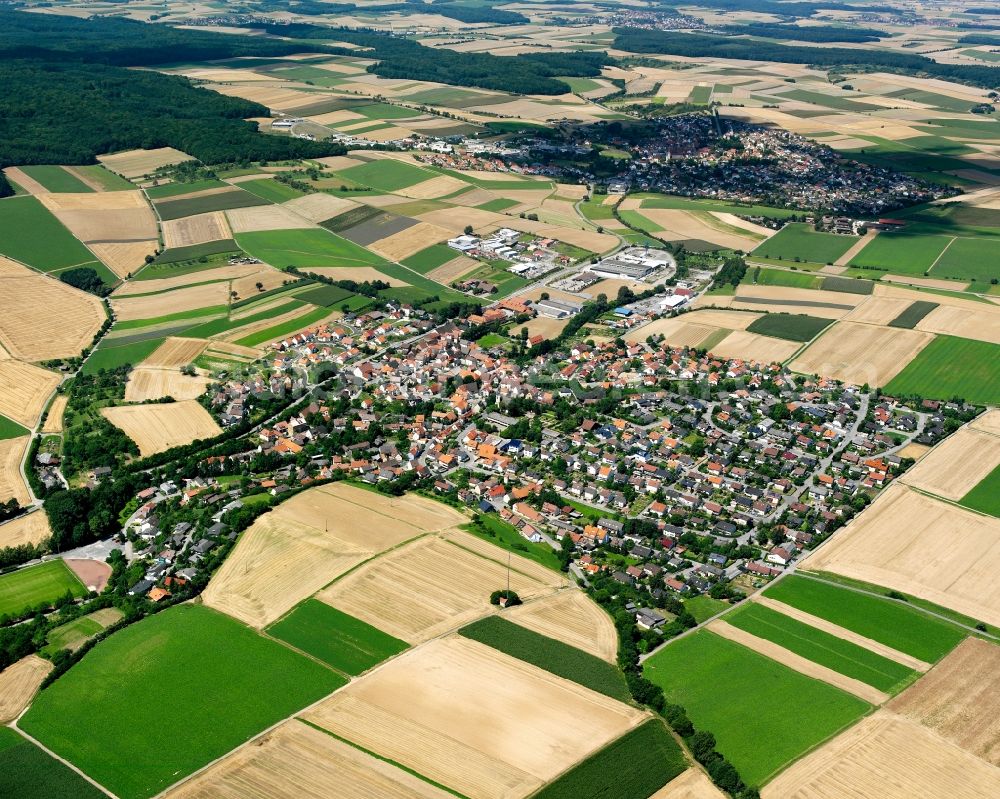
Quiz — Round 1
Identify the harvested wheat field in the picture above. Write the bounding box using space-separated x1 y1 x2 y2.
41 395 67 434
888 637 1000 766
98 147 191 178
282 193 359 224
506 590 617 662
418 207 503 234
3 167 47 195
650 769 725 799
0 655 52 723
226 205 316 233
162 212 232 249
215 304 323 345
141 337 209 369
789 322 933 386
304 636 645 799
203 484 463 627
916 304 1000 346
426 255 477 285
708 620 887 704
897 442 931 460
900 424 1000 501
102 400 221 456
0 361 59 428
732 286 861 319
514 315 570 341
88 241 157 279
0 437 30 505
638 209 761 251
37 190 158 242
370 222 450 261
806 484 1000 628
112 282 230 322
303 266 408 286
761 711 1000 799
708 330 800 364
231 267 289 299
627 319 719 348
0 273 105 361
117 263 265 296
0 511 51 551
500 218 618 254
844 297 915 326
125 368 211 402
318 530 563 644
165 720 455 799
629 309 759 342
398 175 467 199
972 409 1000 436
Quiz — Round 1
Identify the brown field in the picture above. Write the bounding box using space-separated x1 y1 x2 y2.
916 304 1000 345
707 621 886 704
754 596 930 671
41 395 67 434
806 484 1000 628
303 266 409 286
165 720 456 799
369 222 450 261
899 425 1000 501
98 147 191 178
201 341 260 360
788 322 933 386
889 637 1000 766
627 309 759 344
897 442 931 460
111 282 230 322
318 529 564 644
203 484 464 627
0 511 51 551
282 192 359 223
625 319 719 348
0 437 31 506
231 267 290 300
505 590 618 662
650 769 725 799
102 400 222 456
712 212 775 240
117 263 265 296
0 655 52 723
37 190 158 242
708 330 799 364
140 337 209 369
761 711 1000 799
0 360 60 428
162 212 232 249
225 205 317 234
88 240 157 279
0 273 105 361
513 315 570 341
303 636 646 799
398 175 467 199
125 368 211 402
426 255 478 284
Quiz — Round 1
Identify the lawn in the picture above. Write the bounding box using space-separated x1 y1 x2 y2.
746 313 830 341
752 223 859 265
848 232 951 275
20 605 344 799
748 267 821 289
0 413 29 440
476 332 507 348
930 236 1000 283
532 719 687 799
644 630 870 787
459 616 631 702
726 602 917 694
402 244 457 274
267 599 408 675
236 177 306 203
0 560 87 619
18 165 94 193
888 300 938 329
682 594 728 624
884 335 1000 405
337 159 434 192
0 196 98 272
464 514 562 572
236 228 387 269
0 727 105 799
959 463 1000 518
764 575 965 663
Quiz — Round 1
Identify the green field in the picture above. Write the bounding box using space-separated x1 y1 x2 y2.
266 599 408 675
888 300 938 329
0 413 29 440
746 313 830 341
42 608 123 656
237 178 306 203
154 188 267 221
682 594 728 624
532 719 687 799
959 463 1000 518
849 232 951 275
0 727 105 799
764 575 965 663
0 560 86 619
296 284 355 307
478 197 521 212
884 335 1000 405
752 223 859 265
337 159 435 192
234 305 332 347
80 338 165 375
930 236 1000 283
459 616 630 702
402 244 457 273
637 194 801 219
236 228 387 269
644 630 870 787
354 102 422 120
748 267 821 289
18 165 94 193
821 275 874 295
0 196 99 272
145 179 227 199
476 332 507 348
71 165 135 191
726 602 917 693
21 605 344 799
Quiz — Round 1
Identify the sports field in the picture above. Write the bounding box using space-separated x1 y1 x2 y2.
0 727 105 799
960 464 1000 518
764 575 965 663
0 196 99 272
266 599 408 675
0 560 86 619
236 228 388 269
752 223 859 265
884 335 1000 405
20 604 344 799
644 630 870 787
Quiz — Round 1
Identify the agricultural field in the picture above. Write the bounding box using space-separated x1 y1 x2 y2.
752 223 859 266
0 360 60 428
899 416 1000 500
0 560 86 620
0 196 99 273
961 464 1000 518
41 608 124 656
744 313 830 342
101 400 222 456
888 300 939 328
0 656 51 723
0 436 31 506
848 231 952 275
931 236 1000 282
0 727 106 799
644 630 870 787
19 605 344 799
503 588 618 662
0 511 52 551
884 335 1000 404
236 228 389 270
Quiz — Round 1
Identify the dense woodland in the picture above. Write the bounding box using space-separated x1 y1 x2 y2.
721 23 887 44
614 28 1000 89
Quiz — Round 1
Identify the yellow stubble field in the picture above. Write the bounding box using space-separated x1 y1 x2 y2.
0 655 52 723
899 422 1000 500
0 361 60 428
0 511 51 551
0 437 31 507
505 589 618 662
101 400 221 456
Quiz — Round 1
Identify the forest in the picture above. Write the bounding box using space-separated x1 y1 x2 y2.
721 22 887 43
614 28 1000 89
